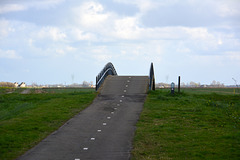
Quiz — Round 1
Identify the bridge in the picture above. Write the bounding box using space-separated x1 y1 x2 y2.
18 63 155 160
96 62 155 91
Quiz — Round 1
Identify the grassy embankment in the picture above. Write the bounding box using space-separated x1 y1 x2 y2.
0 88 96 160
132 88 240 159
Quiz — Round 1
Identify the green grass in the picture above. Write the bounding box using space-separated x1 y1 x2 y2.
0 88 96 160
132 89 240 160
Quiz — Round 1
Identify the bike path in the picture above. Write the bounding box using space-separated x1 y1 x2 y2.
17 76 148 160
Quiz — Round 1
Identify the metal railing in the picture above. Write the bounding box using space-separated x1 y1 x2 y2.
149 62 155 90
96 62 117 91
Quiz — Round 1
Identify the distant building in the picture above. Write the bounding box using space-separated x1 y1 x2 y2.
14 82 18 88
200 84 207 88
18 82 26 88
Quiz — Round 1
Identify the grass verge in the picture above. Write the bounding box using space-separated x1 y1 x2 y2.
0 88 96 160
132 89 240 159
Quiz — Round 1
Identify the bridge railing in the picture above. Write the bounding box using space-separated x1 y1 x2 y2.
149 62 155 90
96 62 117 91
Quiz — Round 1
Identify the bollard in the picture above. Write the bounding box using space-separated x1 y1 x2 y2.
171 82 175 94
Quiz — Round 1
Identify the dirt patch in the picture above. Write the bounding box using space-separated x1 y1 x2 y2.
21 89 31 94
34 89 47 94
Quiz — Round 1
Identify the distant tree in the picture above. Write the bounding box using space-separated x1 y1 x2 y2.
211 80 217 86
210 80 224 87
32 82 38 87
82 81 90 87
71 74 74 84
190 81 198 87
165 75 169 83
181 82 185 87
0 82 15 87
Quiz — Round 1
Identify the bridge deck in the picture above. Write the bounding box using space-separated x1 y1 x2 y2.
17 76 148 160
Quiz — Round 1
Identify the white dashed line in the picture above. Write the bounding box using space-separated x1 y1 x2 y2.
122 95 124 97
120 100 122 102
107 116 111 119
97 129 101 132
117 104 120 106
127 80 130 83
83 148 88 150
126 85 128 87
103 123 107 126
129 77 131 78
91 138 95 140
124 90 127 92
111 112 114 114
75 159 80 160
114 108 117 110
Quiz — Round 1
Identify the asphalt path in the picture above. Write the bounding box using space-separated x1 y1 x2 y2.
17 76 148 160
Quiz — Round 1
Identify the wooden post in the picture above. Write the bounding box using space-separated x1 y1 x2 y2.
95 76 98 91
178 76 180 93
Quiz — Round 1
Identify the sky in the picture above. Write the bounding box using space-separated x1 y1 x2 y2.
0 0 240 85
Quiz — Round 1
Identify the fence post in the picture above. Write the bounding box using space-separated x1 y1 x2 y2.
178 76 180 93
149 62 155 91
96 76 98 91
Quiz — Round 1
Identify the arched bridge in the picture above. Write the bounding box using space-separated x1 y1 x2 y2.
96 62 155 93
18 62 156 160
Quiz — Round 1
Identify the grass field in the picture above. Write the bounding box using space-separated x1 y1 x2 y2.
1 87 239 159
132 88 240 159
0 88 96 160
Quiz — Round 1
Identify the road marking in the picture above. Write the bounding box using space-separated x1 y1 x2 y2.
75 159 80 160
127 80 130 82
107 116 111 119
117 104 120 106
122 95 124 97
114 107 117 110
120 100 122 102
129 77 131 78
111 112 114 114
124 90 127 92
97 129 101 132
103 123 107 126
126 85 128 87
91 138 95 140
83 148 88 150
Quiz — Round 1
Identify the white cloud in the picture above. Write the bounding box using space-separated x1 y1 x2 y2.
225 51 240 61
92 54 112 62
70 28 96 41
28 0 65 9
0 19 15 38
55 49 65 56
113 0 158 13
73 2 110 28
28 38 34 46
0 49 22 59
214 0 240 17
65 45 76 52
114 17 141 39
54 45 77 57
0 4 26 14
0 0 239 85
0 0 64 13
186 0 240 17
37 26 66 41
184 28 213 40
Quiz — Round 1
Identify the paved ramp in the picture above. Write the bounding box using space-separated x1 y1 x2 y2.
17 76 148 160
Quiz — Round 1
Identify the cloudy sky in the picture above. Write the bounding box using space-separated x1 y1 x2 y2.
0 0 240 85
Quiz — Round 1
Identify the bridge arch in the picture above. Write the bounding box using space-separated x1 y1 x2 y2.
96 62 117 91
